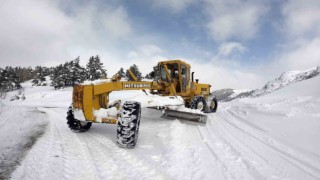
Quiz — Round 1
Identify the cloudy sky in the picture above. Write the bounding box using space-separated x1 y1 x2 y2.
1 0 320 89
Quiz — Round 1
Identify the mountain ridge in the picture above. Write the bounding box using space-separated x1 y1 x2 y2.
213 66 320 101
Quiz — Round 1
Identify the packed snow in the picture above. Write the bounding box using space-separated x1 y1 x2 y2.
0 68 320 179
94 107 118 122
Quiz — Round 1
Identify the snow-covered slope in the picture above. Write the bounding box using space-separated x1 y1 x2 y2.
211 75 320 179
252 66 320 97
214 66 320 101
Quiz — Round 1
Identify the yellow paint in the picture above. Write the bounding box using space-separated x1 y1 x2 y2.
72 59 213 123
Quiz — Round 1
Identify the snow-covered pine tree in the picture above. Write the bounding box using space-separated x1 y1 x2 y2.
32 66 46 86
50 64 65 89
61 61 72 86
126 64 142 81
50 57 88 89
115 67 126 78
70 57 87 85
86 55 107 81
0 67 4 93
2 66 21 91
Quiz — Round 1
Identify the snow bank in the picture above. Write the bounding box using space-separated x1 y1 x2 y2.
235 75 320 157
0 100 5 115
0 107 49 179
93 107 118 122
4 80 73 108
109 90 185 108
82 79 112 85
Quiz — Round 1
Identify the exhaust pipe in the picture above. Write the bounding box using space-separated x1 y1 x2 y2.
192 72 194 82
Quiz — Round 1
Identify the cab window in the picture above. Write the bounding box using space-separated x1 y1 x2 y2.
160 66 167 81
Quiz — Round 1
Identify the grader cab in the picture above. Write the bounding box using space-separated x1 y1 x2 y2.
67 60 218 148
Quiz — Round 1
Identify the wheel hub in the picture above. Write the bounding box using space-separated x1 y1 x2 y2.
197 102 204 111
210 100 216 109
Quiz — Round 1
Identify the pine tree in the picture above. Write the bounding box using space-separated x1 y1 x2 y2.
3 66 21 91
32 66 46 86
115 67 126 78
145 66 158 79
50 64 65 89
0 67 4 92
126 64 142 81
64 61 72 86
86 55 107 81
70 57 87 85
50 57 88 89
0 67 20 91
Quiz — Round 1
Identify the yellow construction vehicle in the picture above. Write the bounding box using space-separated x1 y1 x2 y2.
67 60 218 148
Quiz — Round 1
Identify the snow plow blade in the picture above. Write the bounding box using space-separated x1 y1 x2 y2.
161 109 207 124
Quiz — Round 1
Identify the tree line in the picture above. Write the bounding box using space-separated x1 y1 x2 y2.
0 55 157 92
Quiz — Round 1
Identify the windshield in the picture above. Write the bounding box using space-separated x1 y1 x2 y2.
160 66 168 81
160 64 177 82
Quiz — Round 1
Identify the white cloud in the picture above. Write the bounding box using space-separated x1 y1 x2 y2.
282 0 320 37
204 0 268 42
272 0 320 72
101 7 132 39
277 38 320 70
217 42 247 57
189 58 262 89
0 0 71 67
2 0 318 91
0 0 133 67
123 44 165 75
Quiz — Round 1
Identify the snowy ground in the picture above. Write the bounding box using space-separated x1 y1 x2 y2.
0 76 320 179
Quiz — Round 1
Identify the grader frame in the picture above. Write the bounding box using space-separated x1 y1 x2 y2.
71 60 213 124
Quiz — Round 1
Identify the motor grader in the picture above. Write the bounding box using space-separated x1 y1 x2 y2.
67 60 218 148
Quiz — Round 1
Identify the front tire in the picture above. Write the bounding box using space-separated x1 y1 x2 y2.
117 101 141 149
67 106 92 132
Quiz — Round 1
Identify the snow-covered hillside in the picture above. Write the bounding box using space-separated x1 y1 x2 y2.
252 66 320 97
213 66 320 101
0 70 320 179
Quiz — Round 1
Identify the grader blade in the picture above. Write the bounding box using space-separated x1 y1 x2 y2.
161 109 207 124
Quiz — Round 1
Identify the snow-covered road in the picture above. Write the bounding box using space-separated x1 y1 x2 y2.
10 102 320 180
1 76 319 179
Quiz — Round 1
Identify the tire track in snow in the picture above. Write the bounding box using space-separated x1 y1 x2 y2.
214 106 320 180
198 114 264 180
11 107 207 179
46 107 101 180
162 120 204 180
222 108 320 179
85 132 167 179
80 134 127 180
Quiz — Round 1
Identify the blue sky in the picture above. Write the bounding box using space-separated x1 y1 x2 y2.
0 0 320 89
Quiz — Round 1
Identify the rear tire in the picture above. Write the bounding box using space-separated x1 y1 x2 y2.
190 96 207 112
117 101 141 149
67 106 92 132
207 97 218 113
